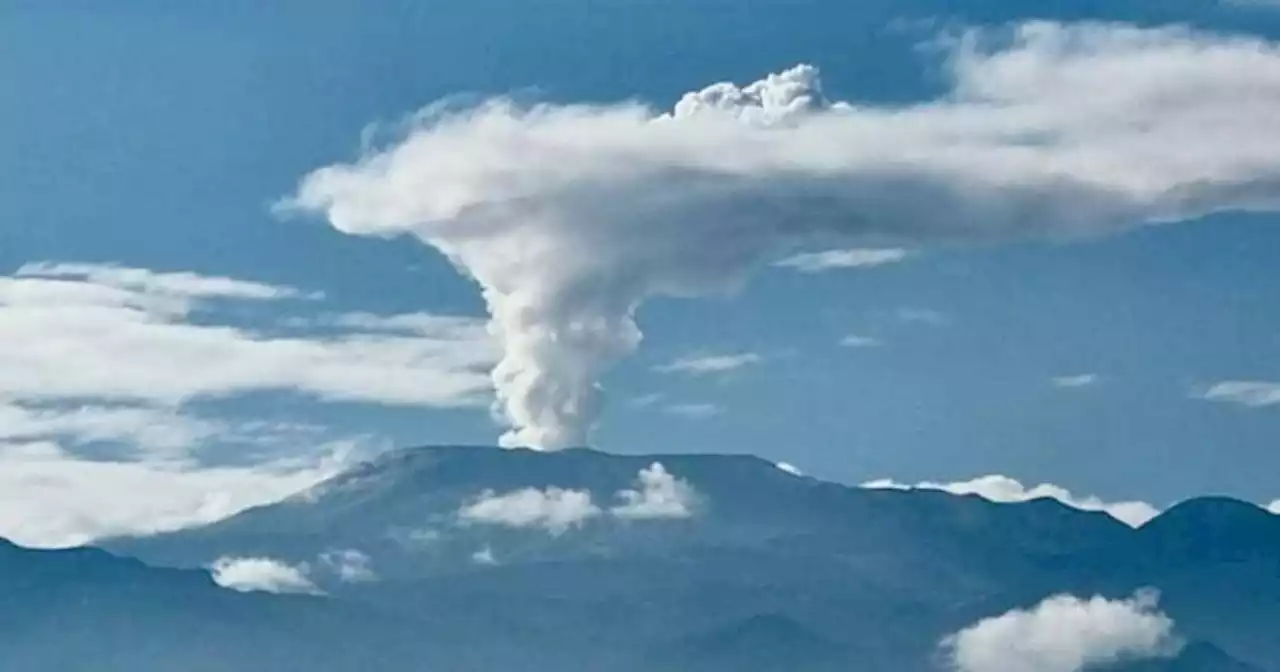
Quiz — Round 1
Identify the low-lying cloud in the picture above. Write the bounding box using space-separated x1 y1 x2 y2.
458 486 602 535
210 556 321 595
941 590 1182 672
862 475 1161 527
458 462 698 532
612 462 697 519
319 548 378 583
0 439 357 548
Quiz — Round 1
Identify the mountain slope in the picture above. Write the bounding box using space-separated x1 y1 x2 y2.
97 445 1280 671
0 539 454 672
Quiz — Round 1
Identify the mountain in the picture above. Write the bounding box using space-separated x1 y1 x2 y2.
651 612 848 672
0 538 449 672
62 446 1280 670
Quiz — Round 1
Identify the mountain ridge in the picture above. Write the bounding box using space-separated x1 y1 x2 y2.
69 445 1280 671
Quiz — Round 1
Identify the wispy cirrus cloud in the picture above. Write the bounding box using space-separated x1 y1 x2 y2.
0 266 494 409
896 307 948 327
773 248 909 273
319 548 378 583
17 262 320 302
654 352 762 376
840 334 883 348
662 403 723 419
1052 373 1100 389
1198 381 1280 407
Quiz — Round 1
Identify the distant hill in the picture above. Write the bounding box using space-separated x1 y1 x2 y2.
0 538 453 672
49 445 1280 671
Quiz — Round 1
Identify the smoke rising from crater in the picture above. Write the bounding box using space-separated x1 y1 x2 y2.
286 22 1280 449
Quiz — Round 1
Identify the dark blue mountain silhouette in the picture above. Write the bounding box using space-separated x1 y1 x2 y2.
0 446 1255 670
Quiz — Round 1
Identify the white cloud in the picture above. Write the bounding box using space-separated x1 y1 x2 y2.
1052 374 1100 388
773 248 909 273
314 311 487 338
455 463 699 533
662 403 723 419
0 401 224 456
840 334 882 348
896 307 948 326
612 462 697 519
0 263 488 546
210 556 321 595
941 590 1182 672
0 266 495 409
1199 381 1280 407
775 461 804 476
319 548 377 583
654 352 762 376
458 486 601 534
1268 500 1280 515
289 22 1280 450
861 475 1160 527
17 262 317 302
471 546 498 565
0 440 356 548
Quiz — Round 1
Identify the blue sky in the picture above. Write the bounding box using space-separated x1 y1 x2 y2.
3 0 1280 546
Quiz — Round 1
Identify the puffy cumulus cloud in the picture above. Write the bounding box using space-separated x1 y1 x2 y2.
458 486 602 535
457 463 700 533
1052 374 1100 388
319 548 378 583
0 265 494 409
286 23 1280 450
210 556 321 595
861 475 1160 527
941 590 1182 672
653 352 762 376
1198 381 1280 408
612 462 697 520
773 248 909 273
0 439 358 548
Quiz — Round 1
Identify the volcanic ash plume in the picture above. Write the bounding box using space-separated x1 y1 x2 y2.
286 23 1280 449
